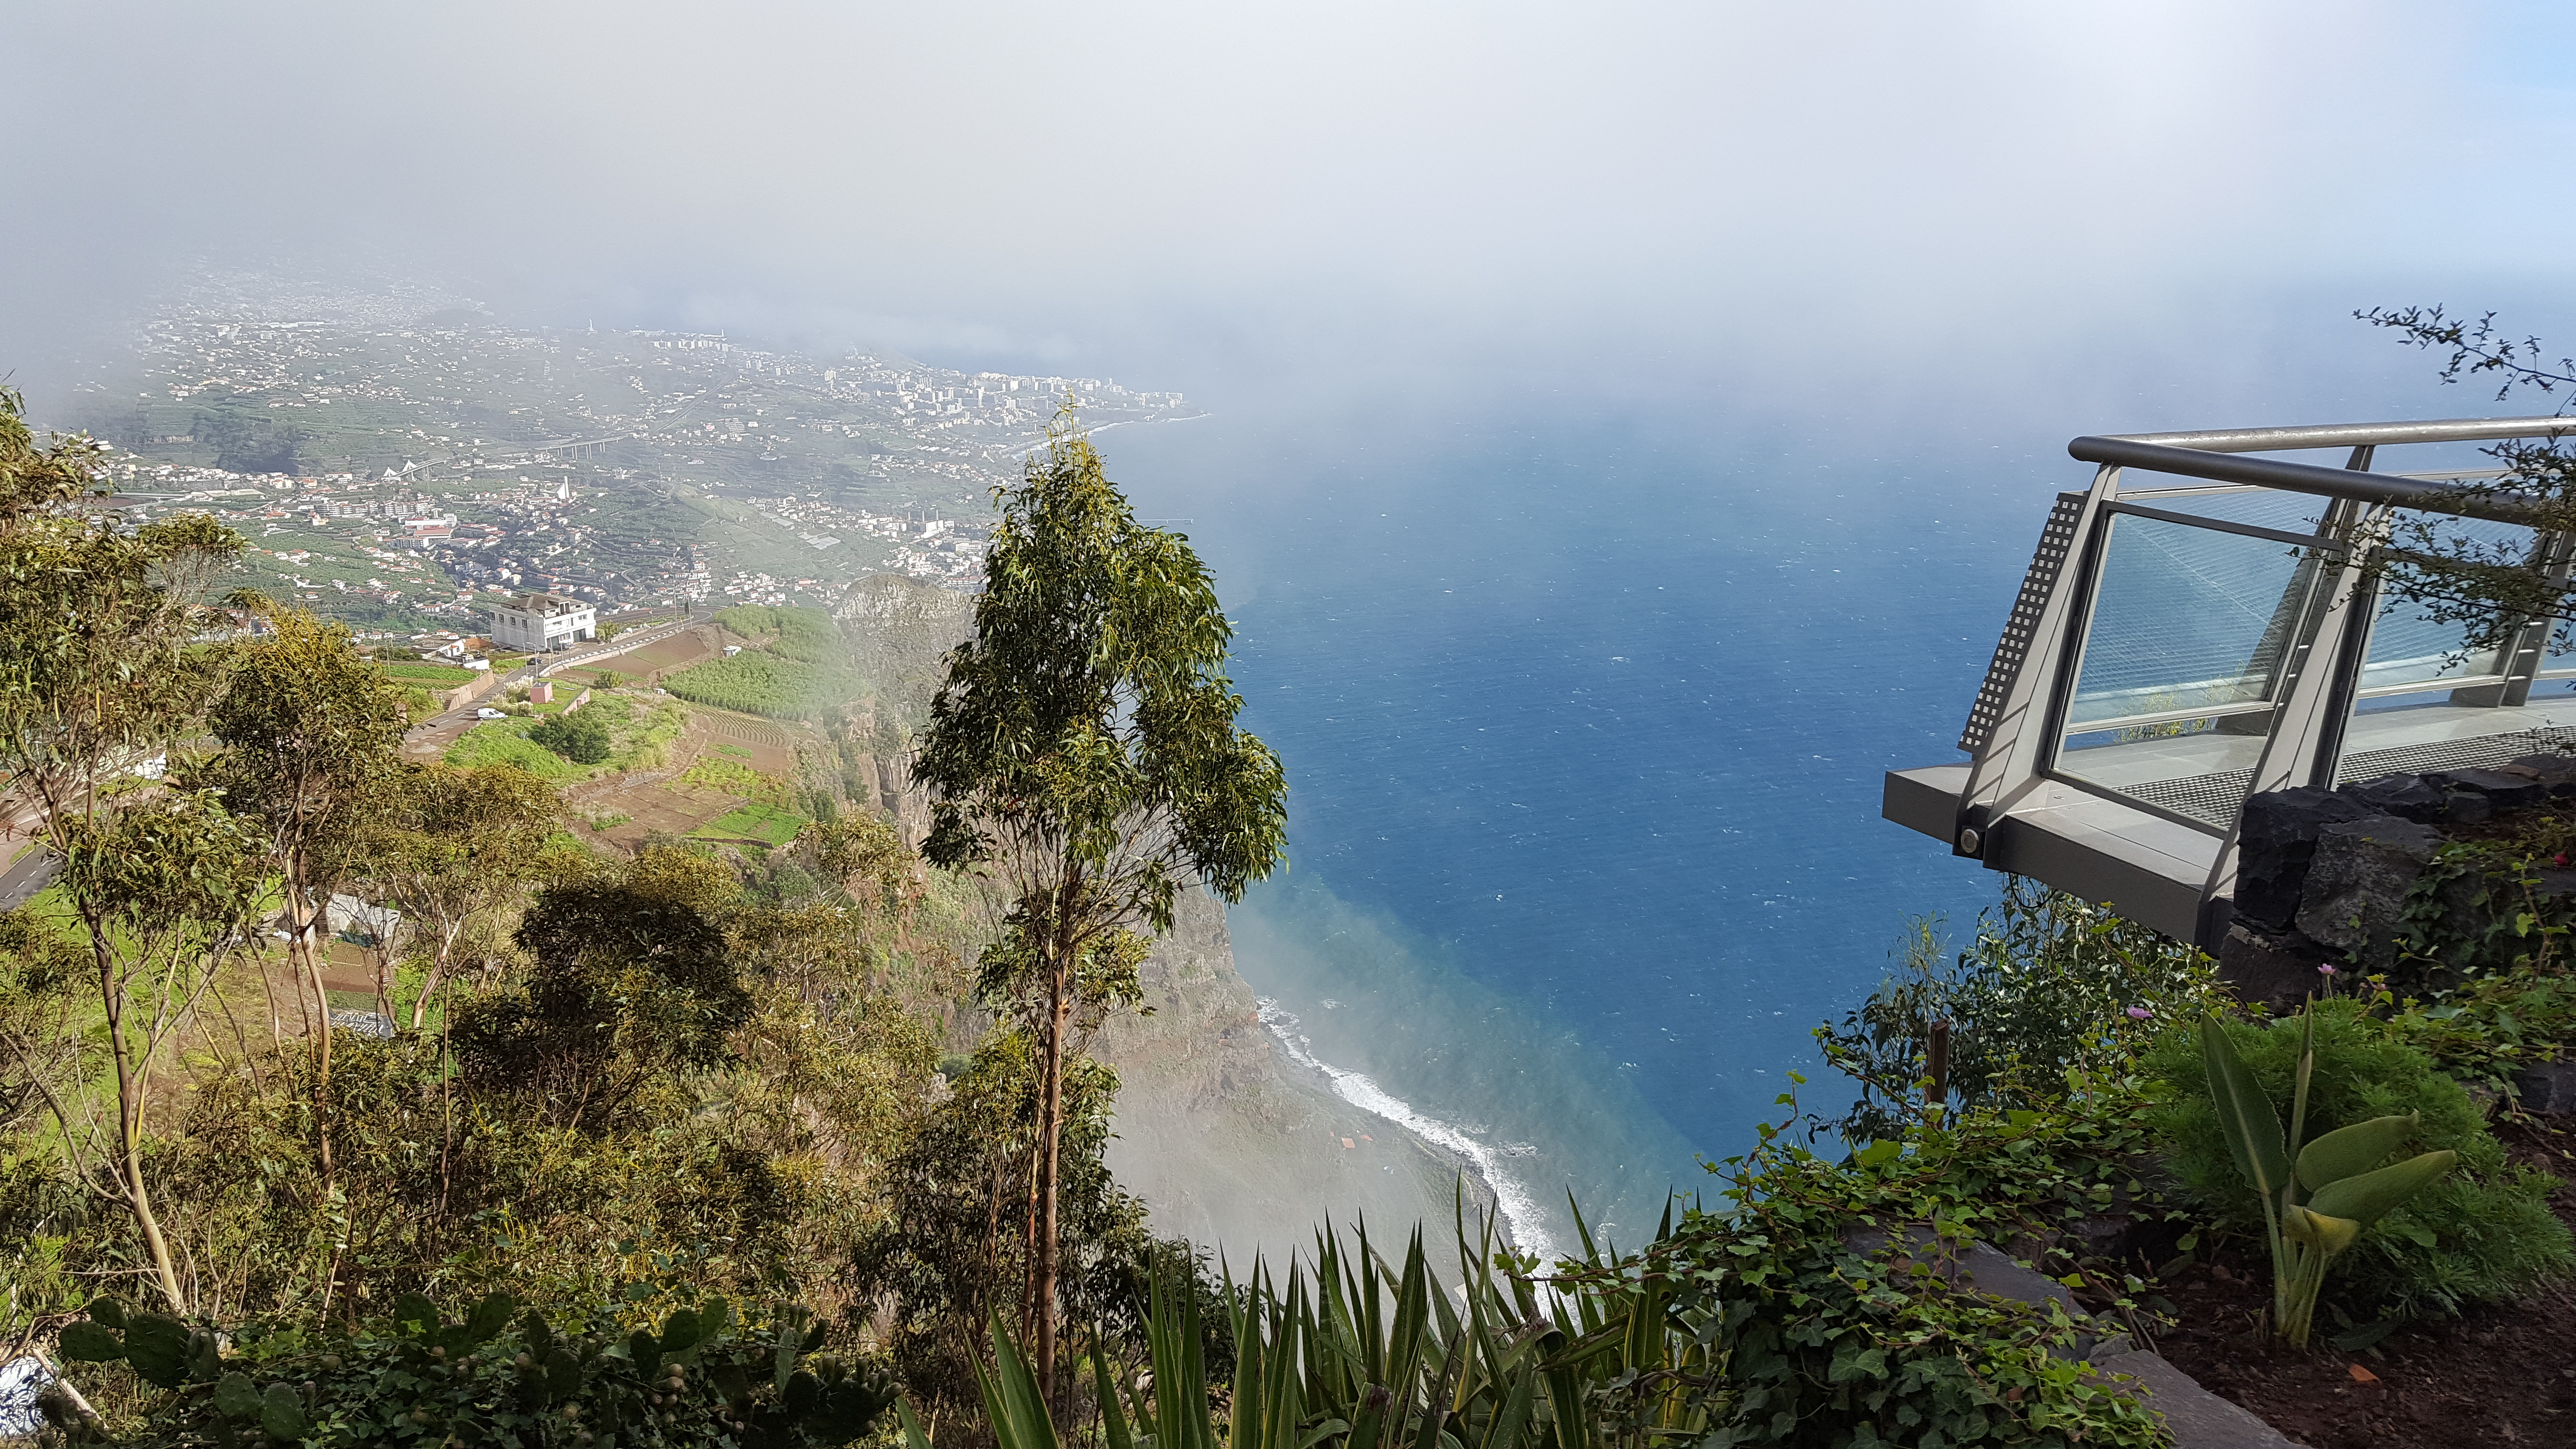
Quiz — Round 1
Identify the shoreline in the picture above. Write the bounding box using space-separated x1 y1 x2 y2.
1252 997 1548 1263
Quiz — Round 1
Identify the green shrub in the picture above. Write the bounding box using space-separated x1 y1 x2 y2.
48 1289 896 1449
2375 966 2576 1097
530 709 612 764
2145 998 2570 1320
1619 1083 2176 1449
1822 877 2230 1141
445 722 588 780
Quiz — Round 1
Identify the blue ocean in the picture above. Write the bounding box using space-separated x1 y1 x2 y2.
1102 395 2070 1254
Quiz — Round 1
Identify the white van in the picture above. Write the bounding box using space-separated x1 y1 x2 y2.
475 707 507 721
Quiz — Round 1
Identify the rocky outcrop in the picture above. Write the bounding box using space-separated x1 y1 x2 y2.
2292 816 2443 972
2223 754 2576 1010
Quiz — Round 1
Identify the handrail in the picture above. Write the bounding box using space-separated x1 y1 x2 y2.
2109 416 2573 454
2068 435 2551 518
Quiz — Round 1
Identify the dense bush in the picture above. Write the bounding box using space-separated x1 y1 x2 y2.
1627 1084 2174 1449
1820 879 2228 1142
2145 998 2571 1320
43 1289 894 1449
529 709 611 764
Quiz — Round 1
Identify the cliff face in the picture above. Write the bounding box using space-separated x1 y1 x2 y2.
834 572 1483 1261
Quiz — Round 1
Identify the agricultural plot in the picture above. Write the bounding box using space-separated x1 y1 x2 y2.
661 652 853 719
587 779 746 852
614 632 716 676
688 801 806 849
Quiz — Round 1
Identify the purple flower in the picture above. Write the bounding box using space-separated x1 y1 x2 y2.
2125 1005 2153 1021
2318 963 2339 976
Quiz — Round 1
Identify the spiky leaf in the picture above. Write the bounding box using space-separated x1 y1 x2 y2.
260 1382 308 1440
393 1293 441 1337
83 1298 128 1331
544 1349 581 1401
460 1291 516 1347
212 1372 262 1420
657 1307 702 1355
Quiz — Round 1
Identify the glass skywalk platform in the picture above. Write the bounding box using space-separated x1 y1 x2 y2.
1886 416 2576 946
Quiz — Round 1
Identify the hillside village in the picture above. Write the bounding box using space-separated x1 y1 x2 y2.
60 301 1199 634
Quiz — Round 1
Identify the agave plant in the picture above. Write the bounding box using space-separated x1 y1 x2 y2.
2199 1006 2458 1345
972 1206 1701 1449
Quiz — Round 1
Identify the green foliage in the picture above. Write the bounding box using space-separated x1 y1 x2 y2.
457 847 754 1123
530 709 612 765
1639 1085 2175 1449
2145 998 2570 1323
666 615 857 720
1819 878 2227 1142
52 1289 897 1449
849 1032 1159 1413
448 722 592 780
2190 1008 2458 1345
2373 966 2576 1098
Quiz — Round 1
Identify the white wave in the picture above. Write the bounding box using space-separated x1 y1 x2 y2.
1254 997 1558 1265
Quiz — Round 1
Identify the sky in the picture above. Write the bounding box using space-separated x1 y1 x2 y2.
8 1 2575 424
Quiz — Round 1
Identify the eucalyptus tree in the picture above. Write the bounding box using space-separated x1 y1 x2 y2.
0 386 240 834
199 600 408 1189
355 761 561 1031
0 387 254 1310
914 410 1288 1401
52 792 264 1310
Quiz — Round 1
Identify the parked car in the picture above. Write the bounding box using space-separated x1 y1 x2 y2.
475 707 507 720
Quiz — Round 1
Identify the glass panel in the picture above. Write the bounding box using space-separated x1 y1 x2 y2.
2056 513 2319 826
2334 573 2576 788
2113 485 2329 534
2356 594 2508 695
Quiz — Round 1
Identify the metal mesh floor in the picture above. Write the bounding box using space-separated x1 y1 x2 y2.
2112 725 2576 829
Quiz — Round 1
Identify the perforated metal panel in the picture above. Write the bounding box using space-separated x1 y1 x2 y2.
2335 726 2576 788
2127 769 2254 828
1959 492 2088 755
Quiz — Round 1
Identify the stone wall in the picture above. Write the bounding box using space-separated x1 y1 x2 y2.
2223 753 2576 1012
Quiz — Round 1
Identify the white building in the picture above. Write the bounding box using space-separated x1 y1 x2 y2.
482 592 597 652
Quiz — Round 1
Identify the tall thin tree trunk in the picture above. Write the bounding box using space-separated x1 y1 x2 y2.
286 862 336 1190
97 939 186 1310
1033 945 1069 1409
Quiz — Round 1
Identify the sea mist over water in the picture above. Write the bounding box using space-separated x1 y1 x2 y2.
1229 883 1697 1259
1086 393 2058 1250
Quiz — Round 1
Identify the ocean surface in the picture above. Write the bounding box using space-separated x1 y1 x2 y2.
1100 397 2073 1256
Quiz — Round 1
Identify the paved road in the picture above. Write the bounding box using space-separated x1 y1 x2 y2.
402 608 712 754
0 845 60 911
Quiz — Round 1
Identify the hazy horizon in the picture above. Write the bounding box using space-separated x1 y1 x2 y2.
9 1 2575 442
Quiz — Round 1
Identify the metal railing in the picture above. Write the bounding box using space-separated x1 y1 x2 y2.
1900 414 2576 946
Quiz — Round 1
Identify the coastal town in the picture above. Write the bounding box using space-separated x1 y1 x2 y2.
64 301 1195 633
